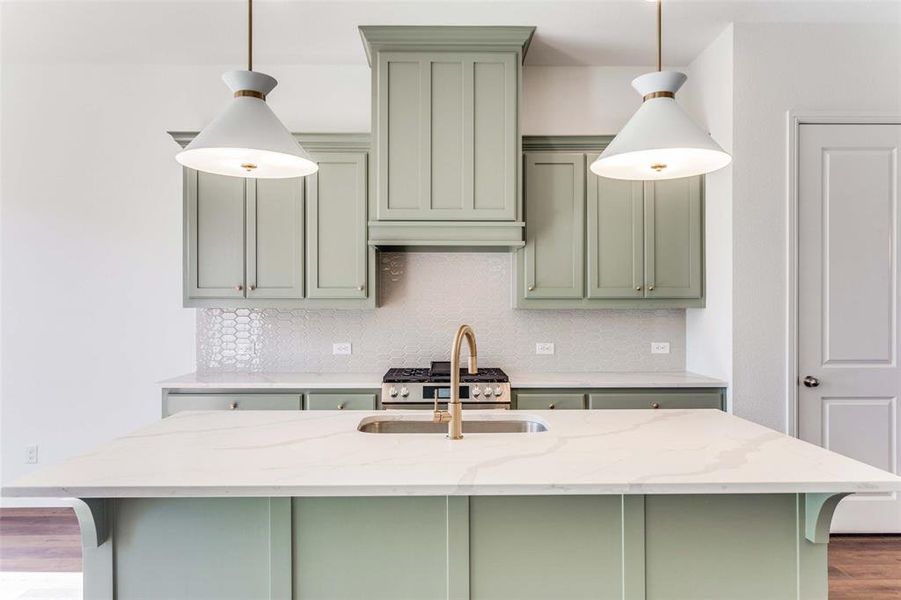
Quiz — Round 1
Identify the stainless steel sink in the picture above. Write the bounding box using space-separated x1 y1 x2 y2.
358 416 548 434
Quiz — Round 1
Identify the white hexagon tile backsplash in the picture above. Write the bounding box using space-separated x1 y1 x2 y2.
197 252 686 373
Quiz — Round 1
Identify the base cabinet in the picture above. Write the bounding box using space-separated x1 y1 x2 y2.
163 394 302 416
515 389 725 411
85 493 838 600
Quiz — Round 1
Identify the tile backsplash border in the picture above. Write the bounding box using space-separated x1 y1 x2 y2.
197 252 685 373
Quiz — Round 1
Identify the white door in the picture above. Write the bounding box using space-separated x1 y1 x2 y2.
798 123 901 532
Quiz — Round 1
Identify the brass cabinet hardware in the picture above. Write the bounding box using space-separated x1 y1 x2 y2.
229 401 238 410
528 284 535 291
651 402 660 409
548 403 556 409
635 285 642 291
648 284 655 291
235 284 243 292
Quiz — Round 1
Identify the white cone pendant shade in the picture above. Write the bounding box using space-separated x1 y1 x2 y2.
590 71 731 181
176 71 317 179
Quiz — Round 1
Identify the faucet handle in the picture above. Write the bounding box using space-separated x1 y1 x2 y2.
432 391 451 423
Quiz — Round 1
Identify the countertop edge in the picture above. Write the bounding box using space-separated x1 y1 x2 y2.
157 371 728 390
5 482 895 499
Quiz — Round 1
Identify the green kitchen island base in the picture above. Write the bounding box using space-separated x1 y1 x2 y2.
73 493 846 600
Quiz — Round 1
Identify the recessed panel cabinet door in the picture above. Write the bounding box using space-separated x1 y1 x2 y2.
245 178 304 299
306 152 368 298
376 52 517 221
644 176 703 299
185 169 246 299
523 153 584 299
587 174 644 299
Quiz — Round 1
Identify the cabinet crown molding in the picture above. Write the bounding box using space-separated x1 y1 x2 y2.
522 135 615 153
358 25 535 66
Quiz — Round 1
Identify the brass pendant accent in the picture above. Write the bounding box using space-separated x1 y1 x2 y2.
241 163 258 172
650 163 667 172
234 89 265 100
643 91 674 102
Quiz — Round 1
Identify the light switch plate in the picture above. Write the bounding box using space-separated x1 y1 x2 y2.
536 342 555 355
651 342 670 354
332 343 352 355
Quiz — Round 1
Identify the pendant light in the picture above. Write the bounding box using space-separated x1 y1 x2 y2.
590 0 731 181
175 0 317 179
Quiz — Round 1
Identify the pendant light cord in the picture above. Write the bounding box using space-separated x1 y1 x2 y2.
247 0 253 71
656 0 662 71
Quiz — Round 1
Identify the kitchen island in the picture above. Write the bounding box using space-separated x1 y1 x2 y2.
6 409 900 600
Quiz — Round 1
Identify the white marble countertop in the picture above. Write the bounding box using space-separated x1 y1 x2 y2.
158 371 727 389
6 409 899 498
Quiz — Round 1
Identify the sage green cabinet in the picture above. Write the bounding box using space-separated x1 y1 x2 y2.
644 176 703 299
514 388 725 411
306 152 368 299
373 51 517 221
587 176 644 299
163 394 302 417
516 137 704 309
515 392 586 410
305 393 377 411
178 133 376 308
245 178 305 299
523 153 585 299
185 172 303 303
588 389 724 410
185 170 246 299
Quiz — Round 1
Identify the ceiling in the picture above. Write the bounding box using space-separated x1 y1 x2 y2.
3 0 900 66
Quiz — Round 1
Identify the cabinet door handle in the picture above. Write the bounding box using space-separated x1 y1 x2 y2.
528 285 535 292
235 285 243 292
647 284 655 291
548 403 555 409
337 403 345 410
651 402 660 409
357 285 364 291
635 285 642 291
229 401 238 410
249 284 256 291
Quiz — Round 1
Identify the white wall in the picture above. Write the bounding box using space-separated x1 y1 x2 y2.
523 66 655 135
731 23 901 431
682 26 734 405
0 62 371 484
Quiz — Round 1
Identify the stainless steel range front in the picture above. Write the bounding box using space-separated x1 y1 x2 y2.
381 361 511 410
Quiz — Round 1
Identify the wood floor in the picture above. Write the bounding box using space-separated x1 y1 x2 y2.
1 508 900 598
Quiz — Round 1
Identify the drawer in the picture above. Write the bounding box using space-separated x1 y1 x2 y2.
305 393 377 411
165 394 302 416
588 390 723 410
515 393 585 410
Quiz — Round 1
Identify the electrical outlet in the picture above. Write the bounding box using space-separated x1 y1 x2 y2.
535 342 555 355
25 445 38 464
651 342 670 354
332 342 352 355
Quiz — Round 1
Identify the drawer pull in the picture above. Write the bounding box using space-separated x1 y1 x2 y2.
229 401 238 410
337 403 345 410
548 403 555 409
651 402 660 409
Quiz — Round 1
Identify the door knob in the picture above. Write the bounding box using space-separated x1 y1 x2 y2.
802 376 820 388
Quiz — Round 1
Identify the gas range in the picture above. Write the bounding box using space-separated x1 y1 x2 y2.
381 361 511 409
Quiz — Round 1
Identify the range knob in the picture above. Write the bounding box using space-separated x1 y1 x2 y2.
388 386 398 398
471 386 481 397
493 386 503 397
483 387 493 397
400 387 409 398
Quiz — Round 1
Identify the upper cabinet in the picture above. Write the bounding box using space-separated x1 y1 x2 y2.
516 137 705 309
360 26 534 248
176 133 376 309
